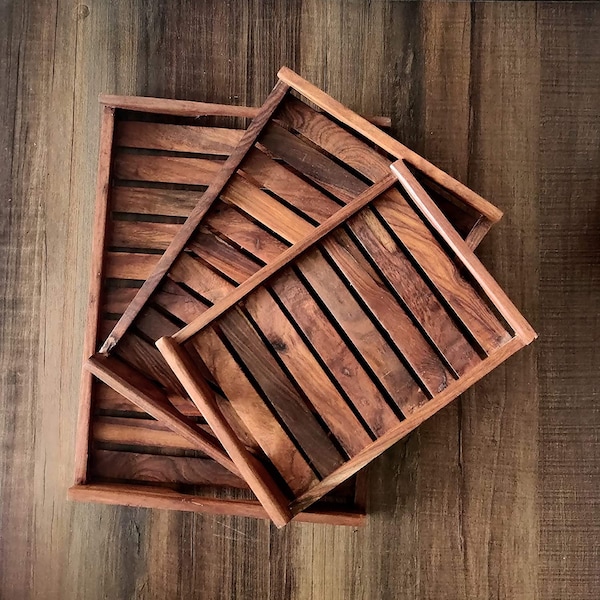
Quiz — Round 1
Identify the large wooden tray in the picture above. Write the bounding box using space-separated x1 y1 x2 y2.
70 98 374 525
72 74 503 524
149 68 536 527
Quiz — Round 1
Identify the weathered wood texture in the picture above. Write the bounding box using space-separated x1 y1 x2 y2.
0 1 597 598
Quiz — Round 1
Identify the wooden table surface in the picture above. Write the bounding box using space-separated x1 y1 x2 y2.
1 2 598 598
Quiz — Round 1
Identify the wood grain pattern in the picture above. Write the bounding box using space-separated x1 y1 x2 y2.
2 1 596 598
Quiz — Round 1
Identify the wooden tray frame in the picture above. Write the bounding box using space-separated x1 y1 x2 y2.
152 68 536 527
71 74 504 525
69 97 373 525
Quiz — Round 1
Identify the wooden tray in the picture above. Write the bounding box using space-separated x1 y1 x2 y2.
72 73 503 524
148 68 537 527
70 98 374 525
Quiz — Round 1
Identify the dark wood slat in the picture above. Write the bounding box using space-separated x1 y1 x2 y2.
90 449 247 488
135 306 180 342
296 248 426 414
115 121 244 154
94 380 202 418
347 209 481 375
187 231 262 283
191 329 318 495
114 333 188 397
109 220 181 250
269 269 400 436
102 286 138 315
152 279 208 324
240 147 342 222
110 186 200 217
216 308 345 477
259 122 363 202
203 201 289 263
374 189 512 353
245 287 373 456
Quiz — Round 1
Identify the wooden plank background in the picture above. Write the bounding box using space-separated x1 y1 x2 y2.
0 1 598 598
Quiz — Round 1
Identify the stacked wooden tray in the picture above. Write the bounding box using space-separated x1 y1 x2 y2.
71 68 534 526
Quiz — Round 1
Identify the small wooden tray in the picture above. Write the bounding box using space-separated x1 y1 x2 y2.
151 68 536 527
70 98 373 525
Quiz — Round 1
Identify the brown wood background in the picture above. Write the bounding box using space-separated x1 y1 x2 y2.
1 1 598 598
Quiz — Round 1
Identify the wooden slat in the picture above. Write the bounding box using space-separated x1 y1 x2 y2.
277 66 503 224
173 174 396 342
109 220 181 250
104 252 160 280
90 449 247 489
156 336 293 527
240 147 341 222
319 231 453 395
169 253 234 303
269 270 399 436
135 306 180 341
100 80 290 354
86 358 236 472
110 186 201 217
74 106 115 484
216 308 345 476
68 483 365 527
187 231 262 283
102 286 138 315
374 187 512 353
244 288 373 456
115 121 244 154
221 174 315 242
152 279 208 324
391 160 537 343
115 333 188 396
94 380 202 418
347 210 481 375
296 248 426 414
203 201 289 263
113 153 223 186
260 122 361 202
191 329 318 496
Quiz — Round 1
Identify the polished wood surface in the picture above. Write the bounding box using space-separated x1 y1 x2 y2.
1 1 598 598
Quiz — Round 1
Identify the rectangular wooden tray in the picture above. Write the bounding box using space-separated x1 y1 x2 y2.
72 77 503 524
150 68 536 527
70 98 372 525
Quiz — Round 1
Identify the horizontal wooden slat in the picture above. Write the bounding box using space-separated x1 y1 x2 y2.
135 306 180 341
104 252 160 280
111 186 201 217
93 416 206 451
152 279 208 324
115 121 244 155
90 449 247 488
94 380 202 417
109 220 181 250
102 286 138 315
113 153 222 186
